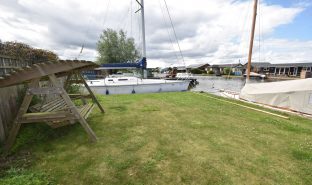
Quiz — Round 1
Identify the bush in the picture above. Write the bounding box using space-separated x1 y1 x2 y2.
223 67 232 75
208 70 214 74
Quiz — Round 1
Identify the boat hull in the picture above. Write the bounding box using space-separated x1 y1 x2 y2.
88 81 190 95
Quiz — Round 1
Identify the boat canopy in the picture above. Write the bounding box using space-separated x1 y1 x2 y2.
240 79 312 114
96 57 147 70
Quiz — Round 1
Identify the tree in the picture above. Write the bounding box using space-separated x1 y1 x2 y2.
0 41 58 63
97 29 140 64
223 67 232 75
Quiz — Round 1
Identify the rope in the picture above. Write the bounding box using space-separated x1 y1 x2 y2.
192 92 289 119
163 0 185 67
158 0 179 63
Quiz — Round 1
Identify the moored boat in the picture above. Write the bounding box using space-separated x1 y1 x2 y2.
87 76 190 95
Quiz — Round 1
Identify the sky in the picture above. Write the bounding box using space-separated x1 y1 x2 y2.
0 0 311 68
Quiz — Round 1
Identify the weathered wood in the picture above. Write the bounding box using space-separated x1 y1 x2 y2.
78 73 105 113
27 87 63 95
63 72 72 91
1 60 103 153
48 74 97 142
0 60 98 88
19 112 75 123
3 78 40 154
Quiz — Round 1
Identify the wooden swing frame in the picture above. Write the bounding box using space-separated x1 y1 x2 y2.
0 60 104 155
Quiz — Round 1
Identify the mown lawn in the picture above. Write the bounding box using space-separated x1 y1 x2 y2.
1 92 312 185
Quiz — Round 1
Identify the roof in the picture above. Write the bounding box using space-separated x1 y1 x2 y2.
211 63 243 68
0 60 98 88
187 63 209 69
269 63 312 68
247 62 312 68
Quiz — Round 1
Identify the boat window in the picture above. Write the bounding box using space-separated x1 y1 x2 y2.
118 79 128 81
108 79 113 81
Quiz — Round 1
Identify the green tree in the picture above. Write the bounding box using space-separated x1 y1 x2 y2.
97 29 140 64
223 67 232 75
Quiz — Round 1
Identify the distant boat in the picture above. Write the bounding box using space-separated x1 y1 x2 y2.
243 72 266 79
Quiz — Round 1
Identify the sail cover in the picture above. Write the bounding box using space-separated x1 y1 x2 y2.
240 79 312 114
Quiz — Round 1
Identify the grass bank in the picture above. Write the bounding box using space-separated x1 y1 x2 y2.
1 92 311 184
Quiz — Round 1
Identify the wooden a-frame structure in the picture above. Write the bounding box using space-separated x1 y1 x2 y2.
0 60 104 154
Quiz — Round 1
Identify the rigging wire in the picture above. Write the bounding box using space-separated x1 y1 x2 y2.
102 0 111 29
117 1 132 31
163 0 185 67
76 0 111 59
135 1 142 56
158 0 180 63
131 0 133 37
239 0 253 63
258 0 261 63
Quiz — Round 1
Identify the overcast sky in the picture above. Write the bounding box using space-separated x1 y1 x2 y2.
0 0 311 67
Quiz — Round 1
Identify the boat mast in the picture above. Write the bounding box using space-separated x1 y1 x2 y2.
136 0 147 78
246 0 258 81
140 0 147 58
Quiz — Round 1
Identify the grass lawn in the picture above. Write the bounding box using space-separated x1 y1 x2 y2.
1 92 311 185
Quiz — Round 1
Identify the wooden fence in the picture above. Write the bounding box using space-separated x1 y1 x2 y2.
0 85 24 143
0 55 32 77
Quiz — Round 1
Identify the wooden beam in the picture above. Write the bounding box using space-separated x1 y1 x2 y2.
246 0 258 81
19 112 75 123
27 87 63 95
3 78 40 155
48 74 98 142
0 61 97 88
78 73 105 113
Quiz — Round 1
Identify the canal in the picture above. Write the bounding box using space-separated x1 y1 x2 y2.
191 76 287 94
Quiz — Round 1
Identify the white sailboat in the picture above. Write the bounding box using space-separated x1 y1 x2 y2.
87 0 190 95
238 0 312 115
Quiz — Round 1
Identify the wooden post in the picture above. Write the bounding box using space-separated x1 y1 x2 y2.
48 74 97 142
246 0 258 81
78 73 105 113
63 72 72 91
3 78 40 155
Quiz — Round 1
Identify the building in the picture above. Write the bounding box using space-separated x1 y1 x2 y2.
209 63 244 76
246 62 312 77
187 63 210 72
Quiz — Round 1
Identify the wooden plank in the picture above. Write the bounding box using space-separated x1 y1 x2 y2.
3 78 40 155
27 87 63 95
0 61 98 88
19 112 75 123
78 73 105 113
0 112 5 142
43 100 67 112
69 94 92 99
48 74 97 142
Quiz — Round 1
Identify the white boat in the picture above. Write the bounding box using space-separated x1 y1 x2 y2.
87 76 190 95
243 72 266 79
240 0 312 115
86 0 190 95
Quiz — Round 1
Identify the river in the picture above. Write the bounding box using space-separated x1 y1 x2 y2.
191 76 286 94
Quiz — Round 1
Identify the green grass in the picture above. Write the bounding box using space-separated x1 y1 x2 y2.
1 92 312 185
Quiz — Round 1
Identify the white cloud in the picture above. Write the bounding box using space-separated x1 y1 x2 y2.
0 0 310 68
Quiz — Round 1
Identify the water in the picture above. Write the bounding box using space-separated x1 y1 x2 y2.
191 76 267 94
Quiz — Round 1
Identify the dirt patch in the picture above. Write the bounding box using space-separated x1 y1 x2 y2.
0 150 34 176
